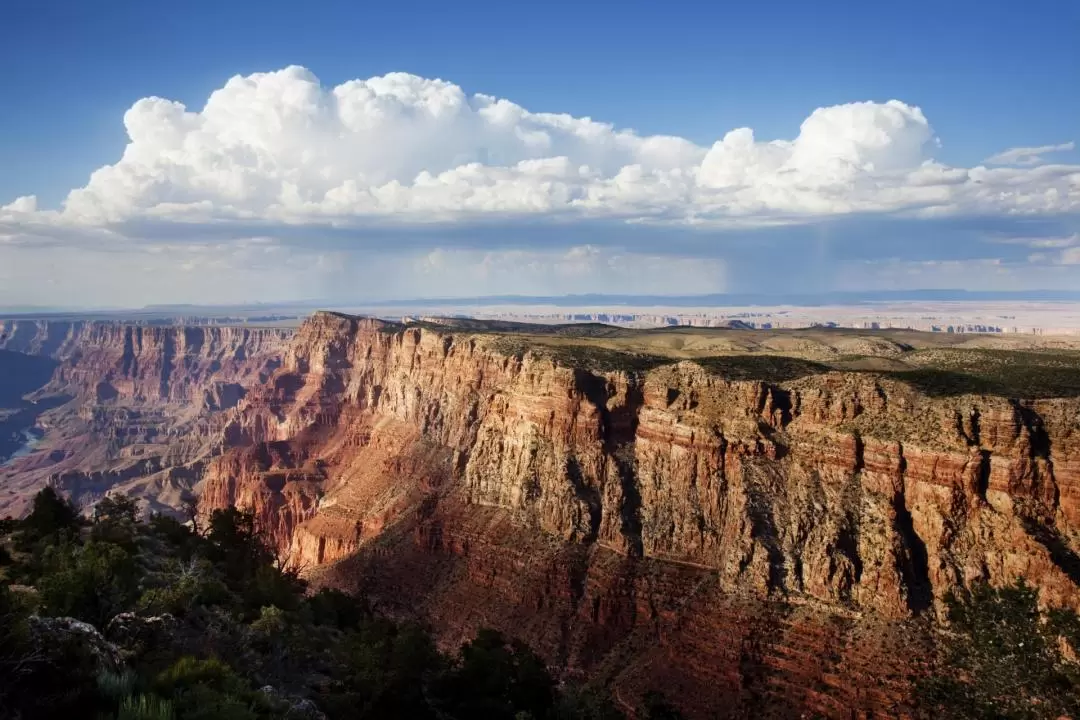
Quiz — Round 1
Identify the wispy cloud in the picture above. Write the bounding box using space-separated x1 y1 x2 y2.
984 141 1076 166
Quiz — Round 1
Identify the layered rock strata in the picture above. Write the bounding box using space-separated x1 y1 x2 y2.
0 320 292 515
6 312 1080 716
203 312 1080 615
195 312 1079 716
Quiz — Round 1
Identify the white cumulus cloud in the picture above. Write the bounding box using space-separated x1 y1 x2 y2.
2 66 1080 306
4 65 1076 231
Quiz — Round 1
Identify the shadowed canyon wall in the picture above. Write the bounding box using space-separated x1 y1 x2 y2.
192 312 1079 716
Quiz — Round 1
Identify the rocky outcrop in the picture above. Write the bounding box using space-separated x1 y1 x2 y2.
189 312 1080 716
27 615 123 672
202 313 1080 615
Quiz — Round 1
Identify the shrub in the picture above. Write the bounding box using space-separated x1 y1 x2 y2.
137 558 229 617
91 494 141 549
433 628 556 720
38 541 139 626
19 487 80 547
97 669 137 702
1 493 630 720
116 694 176 720
250 604 287 636
304 587 367 630
154 656 256 720
917 581 1080 719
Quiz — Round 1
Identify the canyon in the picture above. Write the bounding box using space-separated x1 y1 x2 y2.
0 319 292 516
2 312 1080 717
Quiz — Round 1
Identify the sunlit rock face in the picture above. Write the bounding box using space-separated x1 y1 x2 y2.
202 312 1080 616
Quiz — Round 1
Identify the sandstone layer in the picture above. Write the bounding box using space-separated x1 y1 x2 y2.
191 312 1079 717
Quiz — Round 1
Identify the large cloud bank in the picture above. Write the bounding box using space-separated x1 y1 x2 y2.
4 65 1077 227
1 66 1078 305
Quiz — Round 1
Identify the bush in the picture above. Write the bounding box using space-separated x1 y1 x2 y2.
304 587 367 630
0 583 32 711
116 694 176 720
1 493 630 720
91 494 141 549
433 628 556 720
38 541 139 626
137 558 229 617
250 604 287 636
19 487 80 547
97 668 137 702
917 581 1080 719
154 656 257 720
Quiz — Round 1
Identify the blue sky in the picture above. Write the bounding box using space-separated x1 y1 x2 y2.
0 0 1078 306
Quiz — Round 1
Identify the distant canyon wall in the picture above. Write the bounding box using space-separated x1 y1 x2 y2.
0 319 292 405
0 319 293 515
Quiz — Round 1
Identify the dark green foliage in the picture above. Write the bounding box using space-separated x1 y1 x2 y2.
304 587 367 630
0 582 31 673
98 668 137 702
643 691 685 720
38 540 140 626
549 688 626 720
92 494 141 548
433 628 556 720
695 355 828 382
153 656 258 720
146 513 199 556
917 581 1080 719
204 507 303 616
116 694 176 720
883 349 1080 398
320 618 445 718
493 337 667 373
136 557 230 617
19 486 81 547
0 487 647 720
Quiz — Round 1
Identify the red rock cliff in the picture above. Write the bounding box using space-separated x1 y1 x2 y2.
202 312 1080 618
19 313 1075 716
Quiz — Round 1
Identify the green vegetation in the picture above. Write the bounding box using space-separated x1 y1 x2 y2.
0 489 665 720
917 581 1080 719
380 317 1080 399
889 349 1080 398
491 337 669 373
694 355 829 382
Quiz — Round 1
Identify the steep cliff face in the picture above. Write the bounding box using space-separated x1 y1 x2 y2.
203 312 1080 619
0 319 293 515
